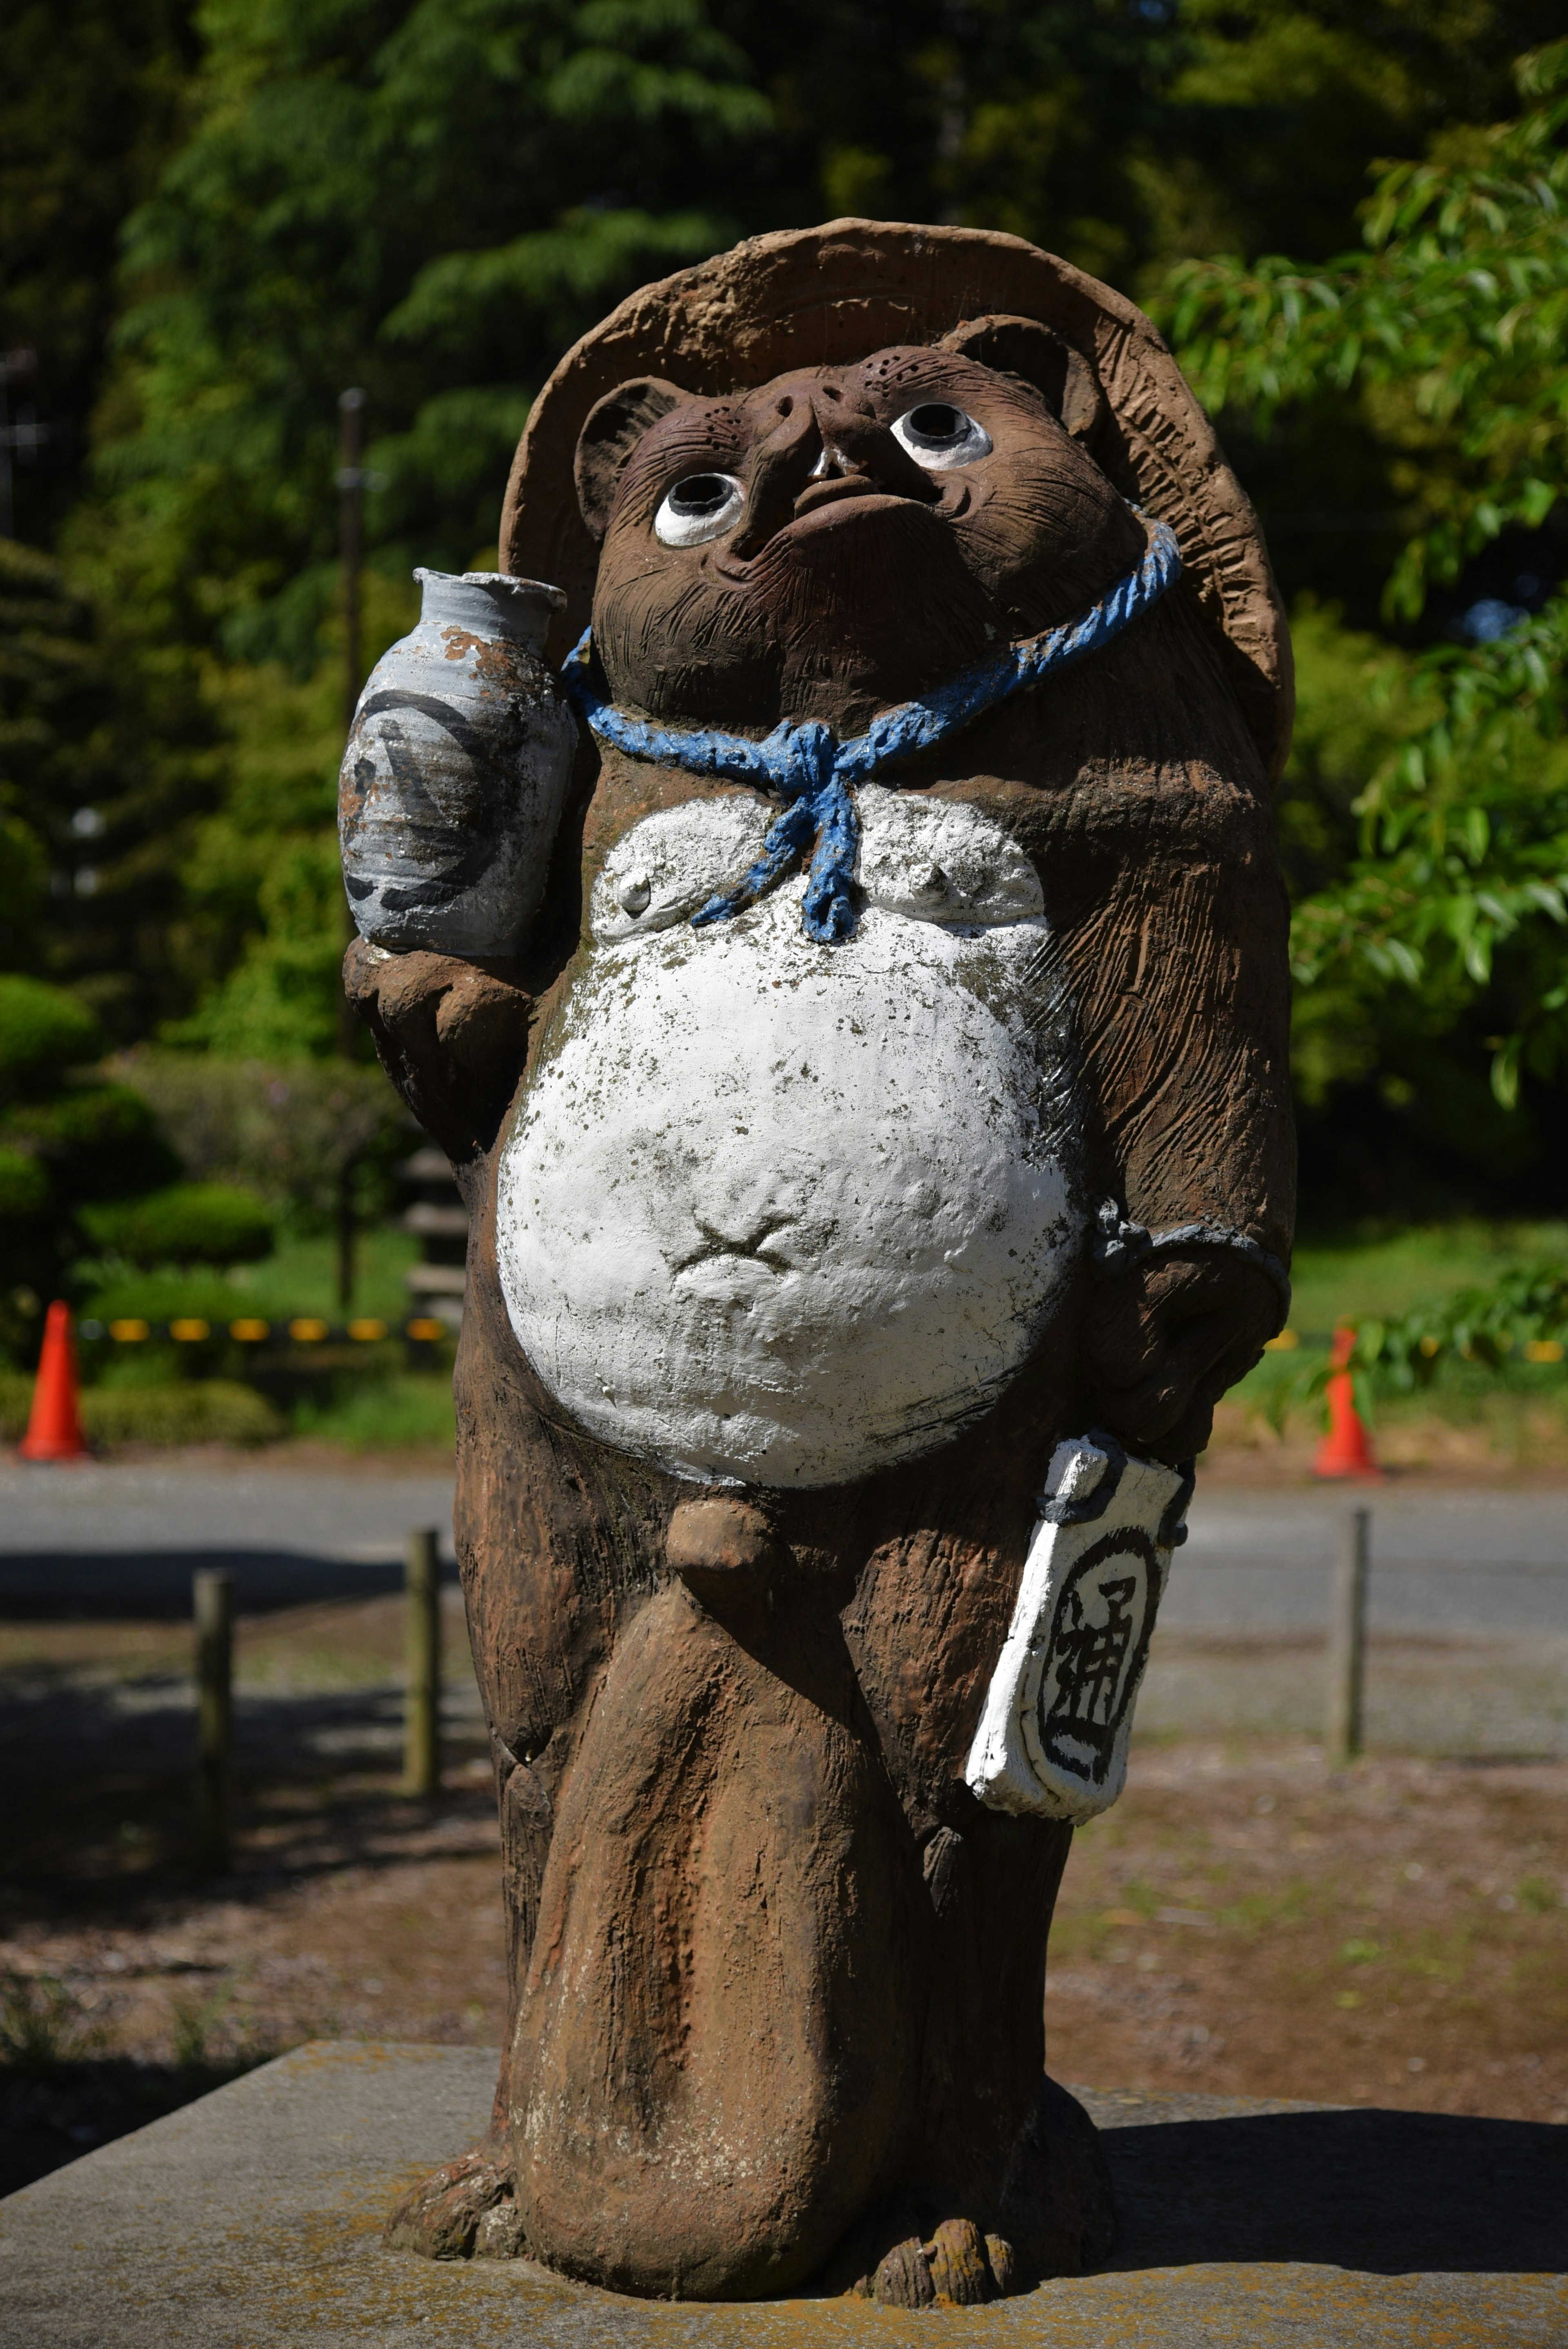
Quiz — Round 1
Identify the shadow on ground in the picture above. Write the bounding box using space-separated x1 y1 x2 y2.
1101 2105 1568 2273
0 1549 456 1619
0 2056 273 2200
0 1674 437 1794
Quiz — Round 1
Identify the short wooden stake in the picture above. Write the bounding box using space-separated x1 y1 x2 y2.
403 1527 441 1797
193 1569 233 1872
1326 1506 1370 1765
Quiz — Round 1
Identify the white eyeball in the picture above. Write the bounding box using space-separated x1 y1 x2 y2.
654 472 746 547
891 403 993 470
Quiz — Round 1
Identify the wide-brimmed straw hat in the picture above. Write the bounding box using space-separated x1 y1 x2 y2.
501 218 1292 781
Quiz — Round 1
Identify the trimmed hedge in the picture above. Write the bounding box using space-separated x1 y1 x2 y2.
78 1182 274 1267
0 1373 285 1448
0 1149 49 1221
0 978 102 1091
2 1084 179 1200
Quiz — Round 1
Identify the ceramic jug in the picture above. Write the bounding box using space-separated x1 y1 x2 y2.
338 569 576 956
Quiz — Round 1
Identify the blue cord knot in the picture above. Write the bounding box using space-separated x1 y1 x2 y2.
690 723 856 943
562 513 1181 945
768 719 837 796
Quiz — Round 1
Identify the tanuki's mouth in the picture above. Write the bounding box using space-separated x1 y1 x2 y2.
790 473 903 521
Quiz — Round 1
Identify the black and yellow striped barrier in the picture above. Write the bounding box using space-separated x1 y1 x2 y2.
77 1315 452 1345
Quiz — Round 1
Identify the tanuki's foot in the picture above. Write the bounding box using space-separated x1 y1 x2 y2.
819 2076 1115 2308
850 2218 1017 2307
384 2140 523 2260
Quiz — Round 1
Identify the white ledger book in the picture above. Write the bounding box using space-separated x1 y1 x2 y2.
966 1433 1192 1825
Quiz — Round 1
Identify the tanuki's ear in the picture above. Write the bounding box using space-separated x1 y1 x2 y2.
574 377 690 539
940 315 1106 444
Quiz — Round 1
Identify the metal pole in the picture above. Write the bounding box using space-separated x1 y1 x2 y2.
0 348 43 542
338 387 365 736
403 1527 441 1797
336 386 367 1061
0 360 10 542
335 1151 357 1314
1326 1506 1370 1765
193 1569 234 1871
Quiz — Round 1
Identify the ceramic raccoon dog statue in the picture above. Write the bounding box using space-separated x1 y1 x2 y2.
346 221 1296 2304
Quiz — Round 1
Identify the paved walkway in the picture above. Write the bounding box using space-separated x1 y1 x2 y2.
1178 1485 1568 1635
0 1457 457 1614
2 1458 1565 1634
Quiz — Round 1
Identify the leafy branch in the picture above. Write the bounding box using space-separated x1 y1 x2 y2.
1160 41 1568 1112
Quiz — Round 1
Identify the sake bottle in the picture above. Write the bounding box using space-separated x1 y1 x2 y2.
339 569 577 956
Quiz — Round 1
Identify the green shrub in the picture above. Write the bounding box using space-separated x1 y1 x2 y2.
0 1148 49 1220
0 977 102 1093
2 1084 179 1199
81 1380 285 1446
0 1370 285 1445
79 1182 274 1267
0 1371 31 1439
115 1051 406 1230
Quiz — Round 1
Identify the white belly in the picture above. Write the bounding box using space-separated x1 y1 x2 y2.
496 816 1082 1488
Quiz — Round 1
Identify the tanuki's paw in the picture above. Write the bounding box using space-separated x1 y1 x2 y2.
1084 1253 1281 1464
344 937 530 1162
827 2074 1114 2305
849 2218 1017 2308
383 2140 524 2260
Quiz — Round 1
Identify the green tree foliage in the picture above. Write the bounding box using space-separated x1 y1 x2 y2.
1351 1261 1568 1385
99 0 773 667
0 543 103 978
74 0 1550 1063
0 537 222 1041
1164 42 1568 1177
7 0 1564 1192
0 972 167 1341
0 1 197 544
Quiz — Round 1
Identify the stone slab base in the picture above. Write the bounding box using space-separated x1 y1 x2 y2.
0 2043 1561 2347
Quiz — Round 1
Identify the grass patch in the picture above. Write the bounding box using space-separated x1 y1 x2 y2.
289 1372 454 1451
1284 1218 1568 1335
0 1971 101 2074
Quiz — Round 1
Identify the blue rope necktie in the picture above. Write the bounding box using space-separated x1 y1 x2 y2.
561 514 1181 945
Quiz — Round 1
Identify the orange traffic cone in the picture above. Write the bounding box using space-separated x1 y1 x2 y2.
18 1300 90 1462
1313 1324 1381 1479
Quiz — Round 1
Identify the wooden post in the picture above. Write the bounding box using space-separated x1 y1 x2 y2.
193 1569 233 1872
1326 1506 1370 1765
404 1527 441 1797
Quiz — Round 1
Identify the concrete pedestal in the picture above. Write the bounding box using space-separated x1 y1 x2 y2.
0 2043 1561 2347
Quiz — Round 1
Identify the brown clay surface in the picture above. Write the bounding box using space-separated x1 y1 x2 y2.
343 217 1301 2286
1 1591 1561 2202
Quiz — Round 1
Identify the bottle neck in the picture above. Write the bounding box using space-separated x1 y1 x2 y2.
415 568 563 649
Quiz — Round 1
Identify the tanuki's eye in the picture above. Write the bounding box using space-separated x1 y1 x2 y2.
891 403 993 469
654 472 746 547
